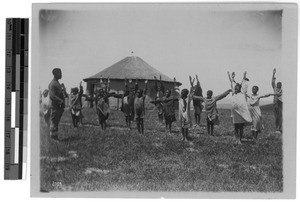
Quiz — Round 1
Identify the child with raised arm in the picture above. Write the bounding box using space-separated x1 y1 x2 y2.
271 68 283 132
177 76 195 142
247 86 272 139
113 78 132 129
193 88 232 136
86 77 115 130
69 82 84 128
228 71 252 144
154 75 165 125
134 80 148 134
150 78 178 135
192 75 203 127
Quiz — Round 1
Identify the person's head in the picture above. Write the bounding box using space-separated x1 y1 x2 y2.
252 86 259 94
207 90 213 98
277 82 282 89
42 89 48 97
234 83 241 94
130 87 136 94
98 88 104 96
137 89 143 97
73 87 79 94
165 89 171 97
52 68 62 80
181 89 189 99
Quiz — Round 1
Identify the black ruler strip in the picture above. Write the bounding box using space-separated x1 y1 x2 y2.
4 18 13 180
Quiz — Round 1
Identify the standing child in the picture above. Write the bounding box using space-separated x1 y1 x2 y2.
162 89 178 135
247 86 272 139
86 77 115 130
271 68 283 132
154 76 165 125
134 80 148 134
193 89 232 136
113 78 138 129
178 76 195 142
192 75 203 127
69 83 84 128
41 89 50 125
228 72 252 144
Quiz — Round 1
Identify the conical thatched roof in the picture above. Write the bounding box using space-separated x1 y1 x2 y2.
83 56 181 85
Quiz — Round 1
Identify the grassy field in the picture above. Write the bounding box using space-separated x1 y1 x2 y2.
40 105 283 192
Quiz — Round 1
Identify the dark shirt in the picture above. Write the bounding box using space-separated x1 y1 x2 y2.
48 79 64 108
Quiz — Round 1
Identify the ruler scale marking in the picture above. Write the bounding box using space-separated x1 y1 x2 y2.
4 18 28 180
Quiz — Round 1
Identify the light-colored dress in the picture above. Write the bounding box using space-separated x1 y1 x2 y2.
70 93 82 116
179 98 192 128
41 94 50 116
231 93 252 124
248 94 262 132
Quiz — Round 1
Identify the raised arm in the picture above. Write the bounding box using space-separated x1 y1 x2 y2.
271 68 276 89
135 79 139 92
227 71 234 93
196 75 201 87
106 77 110 92
241 71 249 94
159 75 165 94
215 89 232 101
242 71 247 81
195 74 203 97
189 76 195 88
154 76 158 93
144 80 148 96
79 81 83 96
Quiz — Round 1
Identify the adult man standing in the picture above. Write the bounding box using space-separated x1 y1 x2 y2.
48 68 65 140
271 68 283 132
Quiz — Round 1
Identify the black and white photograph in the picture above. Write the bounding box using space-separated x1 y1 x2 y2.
30 3 297 198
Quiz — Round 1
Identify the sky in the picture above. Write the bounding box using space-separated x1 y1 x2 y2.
37 4 282 105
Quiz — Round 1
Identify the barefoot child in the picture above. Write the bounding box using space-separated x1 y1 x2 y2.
271 68 283 132
69 83 84 128
193 89 232 136
192 75 203 127
134 80 148 134
113 78 138 129
86 77 115 130
154 76 165 125
247 86 272 139
228 72 252 144
177 76 195 142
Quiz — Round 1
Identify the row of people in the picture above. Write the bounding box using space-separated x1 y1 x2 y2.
150 69 282 144
42 68 282 143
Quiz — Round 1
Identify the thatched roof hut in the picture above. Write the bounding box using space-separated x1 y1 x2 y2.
83 56 181 109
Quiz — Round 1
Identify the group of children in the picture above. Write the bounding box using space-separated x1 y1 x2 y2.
40 68 282 144
149 69 282 144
